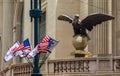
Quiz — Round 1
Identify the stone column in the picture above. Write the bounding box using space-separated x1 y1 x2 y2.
46 0 57 59
23 0 32 63
107 0 112 55
0 0 3 71
12 0 24 63
23 0 31 40
88 0 111 56
12 0 19 64
113 0 120 56
116 0 120 56
79 0 88 19
1 0 14 70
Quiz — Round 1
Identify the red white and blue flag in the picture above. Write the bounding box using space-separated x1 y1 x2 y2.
4 41 20 62
27 35 59 58
13 39 31 58
38 35 51 53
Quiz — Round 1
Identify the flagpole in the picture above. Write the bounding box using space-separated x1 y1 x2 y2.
39 53 50 69
30 0 42 76
25 57 33 68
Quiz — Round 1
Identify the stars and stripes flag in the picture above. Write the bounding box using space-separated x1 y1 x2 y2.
38 35 51 53
4 41 20 62
13 39 31 58
27 35 59 58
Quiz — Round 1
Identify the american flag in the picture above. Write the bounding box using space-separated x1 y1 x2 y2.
47 38 59 53
38 35 59 53
13 39 31 57
27 35 59 58
37 35 50 53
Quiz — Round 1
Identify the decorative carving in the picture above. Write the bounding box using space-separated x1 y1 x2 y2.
58 13 114 57
116 60 120 69
85 60 89 72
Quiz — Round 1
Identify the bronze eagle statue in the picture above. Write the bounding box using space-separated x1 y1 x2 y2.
58 13 115 40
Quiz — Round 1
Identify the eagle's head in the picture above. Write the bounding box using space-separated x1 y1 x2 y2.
72 14 80 25
74 14 79 19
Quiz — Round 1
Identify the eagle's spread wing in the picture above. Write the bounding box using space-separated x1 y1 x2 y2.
80 13 115 31
58 14 73 23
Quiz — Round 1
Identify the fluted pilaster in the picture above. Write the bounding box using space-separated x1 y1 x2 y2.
1 0 14 70
0 0 3 71
23 0 32 41
113 0 120 56
107 0 112 54
88 0 112 56
79 0 88 19
12 0 24 64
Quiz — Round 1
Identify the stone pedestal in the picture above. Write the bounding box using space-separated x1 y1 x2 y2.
72 35 91 57
71 50 91 57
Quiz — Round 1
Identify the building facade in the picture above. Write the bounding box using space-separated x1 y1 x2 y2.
0 0 120 75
